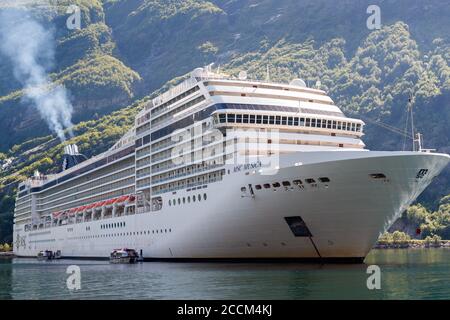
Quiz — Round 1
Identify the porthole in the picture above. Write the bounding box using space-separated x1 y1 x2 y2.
255 185 262 190
263 184 270 189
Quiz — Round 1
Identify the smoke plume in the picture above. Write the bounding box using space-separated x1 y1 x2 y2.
0 9 74 141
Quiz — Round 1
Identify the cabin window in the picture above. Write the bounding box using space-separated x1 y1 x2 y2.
306 178 316 184
356 124 361 132
204 194 207 201
288 117 293 125
219 114 226 123
327 120 332 129
311 119 316 127
243 114 249 123
236 114 242 123
275 116 281 125
263 115 269 124
332 121 337 129
272 182 281 188
227 114 235 123
293 180 303 186
256 115 262 124
255 185 262 190
305 118 310 127
249 115 256 123
293 118 299 126
319 177 330 183
263 183 271 189
282 181 291 187
269 115 275 124
241 187 247 192
281 117 287 125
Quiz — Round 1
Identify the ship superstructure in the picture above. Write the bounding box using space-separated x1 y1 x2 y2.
13 67 450 261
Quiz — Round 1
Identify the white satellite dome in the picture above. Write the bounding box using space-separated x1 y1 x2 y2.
289 78 307 87
238 70 248 80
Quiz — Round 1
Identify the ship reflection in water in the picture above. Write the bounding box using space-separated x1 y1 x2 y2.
1 249 450 300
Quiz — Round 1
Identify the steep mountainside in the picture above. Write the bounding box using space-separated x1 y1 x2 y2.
0 0 449 242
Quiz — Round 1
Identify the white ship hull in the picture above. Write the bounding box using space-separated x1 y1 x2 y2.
14 151 449 262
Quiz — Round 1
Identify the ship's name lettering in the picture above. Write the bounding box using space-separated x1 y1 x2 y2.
233 161 262 172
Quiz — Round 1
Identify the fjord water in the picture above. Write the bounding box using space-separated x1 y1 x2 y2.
1 249 450 300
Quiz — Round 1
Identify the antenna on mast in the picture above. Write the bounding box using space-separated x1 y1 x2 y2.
409 95 416 151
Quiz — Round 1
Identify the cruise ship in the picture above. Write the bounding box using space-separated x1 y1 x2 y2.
13 66 450 262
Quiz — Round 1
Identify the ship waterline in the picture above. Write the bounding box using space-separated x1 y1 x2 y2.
13 67 450 261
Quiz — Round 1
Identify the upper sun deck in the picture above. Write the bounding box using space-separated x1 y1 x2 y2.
136 66 349 127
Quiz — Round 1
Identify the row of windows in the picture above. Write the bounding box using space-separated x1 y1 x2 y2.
215 113 362 133
37 167 134 205
101 222 126 229
39 187 135 216
69 228 173 240
37 177 135 211
38 157 134 200
151 95 206 127
244 177 331 192
151 86 200 117
168 193 207 206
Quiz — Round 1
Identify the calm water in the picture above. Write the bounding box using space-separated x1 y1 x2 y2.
1 249 450 300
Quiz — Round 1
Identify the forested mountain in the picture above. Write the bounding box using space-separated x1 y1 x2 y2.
0 0 449 242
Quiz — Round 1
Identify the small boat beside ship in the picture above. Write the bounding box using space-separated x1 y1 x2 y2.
110 248 140 264
37 250 61 261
